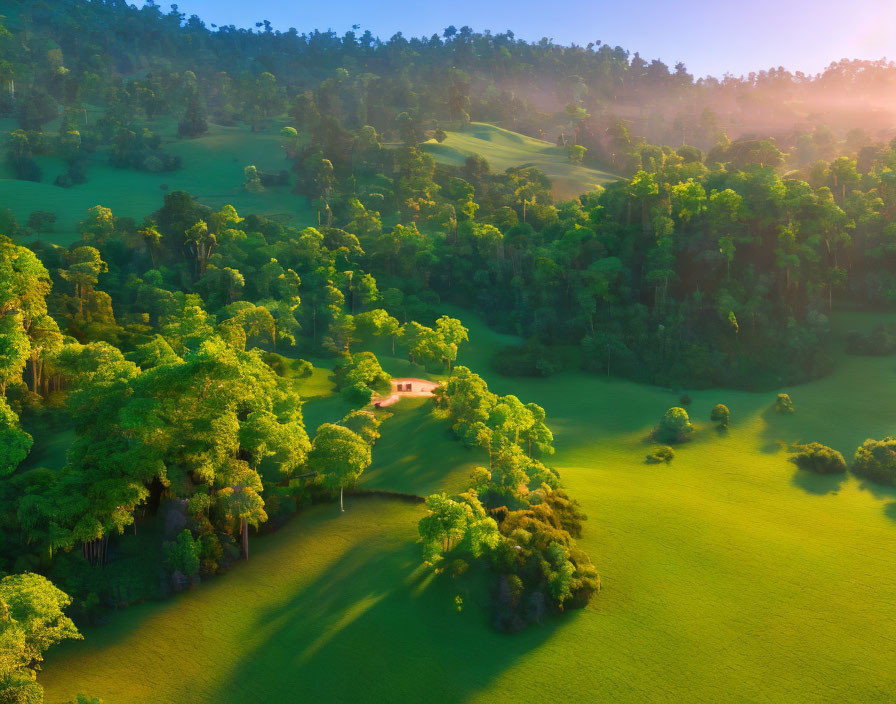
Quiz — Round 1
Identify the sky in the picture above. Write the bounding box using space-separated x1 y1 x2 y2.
149 0 896 78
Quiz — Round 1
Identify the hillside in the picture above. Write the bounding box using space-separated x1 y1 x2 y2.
38 309 896 703
422 123 618 199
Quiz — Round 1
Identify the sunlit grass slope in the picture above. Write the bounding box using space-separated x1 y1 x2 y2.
0 122 312 245
41 309 896 703
422 122 618 199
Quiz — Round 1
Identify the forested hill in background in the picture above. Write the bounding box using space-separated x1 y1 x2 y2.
6 0 896 392
4 0 896 167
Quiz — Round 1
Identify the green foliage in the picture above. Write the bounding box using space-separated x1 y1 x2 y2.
852 437 896 485
0 398 32 476
334 351 391 403
163 530 201 579
0 573 81 703
790 443 846 474
654 407 695 444
710 404 730 428
309 423 372 510
646 446 675 464
775 394 795 414
846 323 896 356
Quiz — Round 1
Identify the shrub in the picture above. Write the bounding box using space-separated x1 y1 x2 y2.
653 407 694 444
163 529 201 579
852 437 896 485
291 358 313 378
775 393 794 413
678 393 692 406
646 446 675 464
791 442 846 474
710 404 730 427
845 323 896 356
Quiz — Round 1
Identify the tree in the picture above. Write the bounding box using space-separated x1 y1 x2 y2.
790 443 846 474
417 491 499 563
710 404 730 428
178 92 208 137
654 407 694 443
0 313 28 397
775 393 794 414
852 437 896 485
0 573 81 703
0 397 31 475
308 424 371 512
58 246 107 320
184 220 216 276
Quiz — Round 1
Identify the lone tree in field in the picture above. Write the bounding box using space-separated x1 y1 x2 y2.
653 407 695 444
790 443 846 474
710 404 730 428
775 393 794 413
852 437 896 485
309 423 372 511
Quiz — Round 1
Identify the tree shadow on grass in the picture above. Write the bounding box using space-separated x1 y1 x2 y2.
211 518 561 704
758 406 795 454
789 469 846 496
884 502 896 523
361 398 476 496
855 478 896 501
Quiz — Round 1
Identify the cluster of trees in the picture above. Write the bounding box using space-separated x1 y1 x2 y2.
788 436 896 485
420 366 598 631
7 0 896 175
7 1 896 392
0 187 445 700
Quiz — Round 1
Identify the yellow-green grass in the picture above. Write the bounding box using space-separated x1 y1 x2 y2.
40 310 896 702
421 122 618 199
0 122 312 245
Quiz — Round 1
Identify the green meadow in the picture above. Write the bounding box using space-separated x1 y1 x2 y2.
422 122 618 199
39 309 896 703
0 119 312 245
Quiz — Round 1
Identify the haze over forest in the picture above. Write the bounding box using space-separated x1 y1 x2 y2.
1 2 896 703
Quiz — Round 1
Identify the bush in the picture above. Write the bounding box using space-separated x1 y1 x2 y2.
845 323 896 356
678 393 692 406
852 437 896 485
790 442 846 474
163 529 201 579
653 407 694 444
646 446 675 464
775 393 794 414
343 381 373 405
710 404 730 427
291 358 313 378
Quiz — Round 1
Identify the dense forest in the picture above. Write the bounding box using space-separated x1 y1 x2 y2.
3 1 896 701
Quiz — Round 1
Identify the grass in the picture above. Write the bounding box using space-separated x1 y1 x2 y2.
38 306 896 702
0 120 313 245
421 122 618 199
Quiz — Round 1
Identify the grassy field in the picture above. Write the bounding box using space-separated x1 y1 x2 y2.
0 119 312 245
1 120 614 248
421 122 618 199
38 308 896 703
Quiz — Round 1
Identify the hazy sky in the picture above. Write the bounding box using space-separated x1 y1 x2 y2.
151 0 896 77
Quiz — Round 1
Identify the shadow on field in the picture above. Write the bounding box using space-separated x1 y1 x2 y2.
211 526 559 703
758 406 795 455
360 398 476 496
789 470 845 496
856 480 896 502
884 502 896 523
